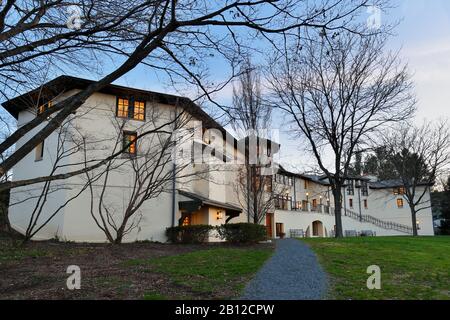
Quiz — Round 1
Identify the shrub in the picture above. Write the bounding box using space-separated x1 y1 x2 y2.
166 225 214 244
217 223 267 243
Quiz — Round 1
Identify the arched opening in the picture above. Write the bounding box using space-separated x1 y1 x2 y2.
312 220 324 237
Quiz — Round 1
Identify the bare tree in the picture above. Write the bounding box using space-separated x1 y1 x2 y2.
380 121 450 236
267 30 415 237
233 165 279 224
230 58 271 137
0 0 385 190
84 108 208 243
8 114 93 242
229 58 274 224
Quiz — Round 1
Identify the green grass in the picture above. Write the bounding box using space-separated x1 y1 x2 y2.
0 241 49 262
143 292 167 300
302 236 450 300
126 247 273 299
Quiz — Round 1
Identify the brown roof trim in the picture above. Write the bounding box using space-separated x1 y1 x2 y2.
1 76 225 133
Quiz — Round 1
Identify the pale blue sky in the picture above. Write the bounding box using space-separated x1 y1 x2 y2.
116 1 450 125
2 1 449 171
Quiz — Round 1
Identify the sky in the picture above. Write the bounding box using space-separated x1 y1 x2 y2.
389 0 450 123
116 1 450 172
2 0 450 173
285 0 450 171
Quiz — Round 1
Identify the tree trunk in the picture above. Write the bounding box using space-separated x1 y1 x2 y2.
332 187 344 238
252 165 259 224
410 205 418 236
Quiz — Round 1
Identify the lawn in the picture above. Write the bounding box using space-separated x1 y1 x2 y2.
302 236 450 300
126 247 273 299
0 234 273 300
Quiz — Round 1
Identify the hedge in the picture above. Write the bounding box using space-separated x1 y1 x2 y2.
165 225 214 244
217 223 267 243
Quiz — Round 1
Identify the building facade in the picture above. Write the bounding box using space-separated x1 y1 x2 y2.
3 76 434 242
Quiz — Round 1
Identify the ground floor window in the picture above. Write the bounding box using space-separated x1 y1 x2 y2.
181 214 191 226
276 223 284 237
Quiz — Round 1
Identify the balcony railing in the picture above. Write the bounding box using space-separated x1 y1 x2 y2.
273 198 413 234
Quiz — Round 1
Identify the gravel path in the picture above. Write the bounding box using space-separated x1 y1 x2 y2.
240 238 328 300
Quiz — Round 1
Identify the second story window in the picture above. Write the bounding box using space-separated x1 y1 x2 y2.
304 179 308 189
364 199 368 209
394 187 406 195
397 198 404 208
361 181 369 196
123 131 137 155
37 101 53 115
264 176 273 192
347 180 355 196
116 97 146 121
349 198 353 208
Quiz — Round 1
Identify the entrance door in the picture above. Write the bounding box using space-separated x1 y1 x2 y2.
265 213 273 238
312 220 324 237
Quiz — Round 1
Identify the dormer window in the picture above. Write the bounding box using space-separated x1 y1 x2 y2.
116 97 146 121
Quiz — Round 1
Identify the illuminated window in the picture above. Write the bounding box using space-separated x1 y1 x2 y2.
35 140 44 161
394 187 406 195
117 98 129 118
349 198 353 208
123 131 137 155
264 176 273 192
134 101 145 120
397 198 404 208
182 215 191 226
37 101 53 115
364 199 368 209
116 97 146 120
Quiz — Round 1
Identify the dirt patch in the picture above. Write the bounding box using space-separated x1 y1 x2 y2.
0 236 273 300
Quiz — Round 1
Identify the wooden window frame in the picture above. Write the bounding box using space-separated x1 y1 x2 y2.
116 97 146 121
123 131 138 156
394 187 406 196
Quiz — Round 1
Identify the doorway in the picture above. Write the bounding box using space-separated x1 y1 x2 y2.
312 220 324 237
265 213 274 238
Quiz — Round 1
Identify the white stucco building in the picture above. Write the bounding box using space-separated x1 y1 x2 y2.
3 76 434 242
